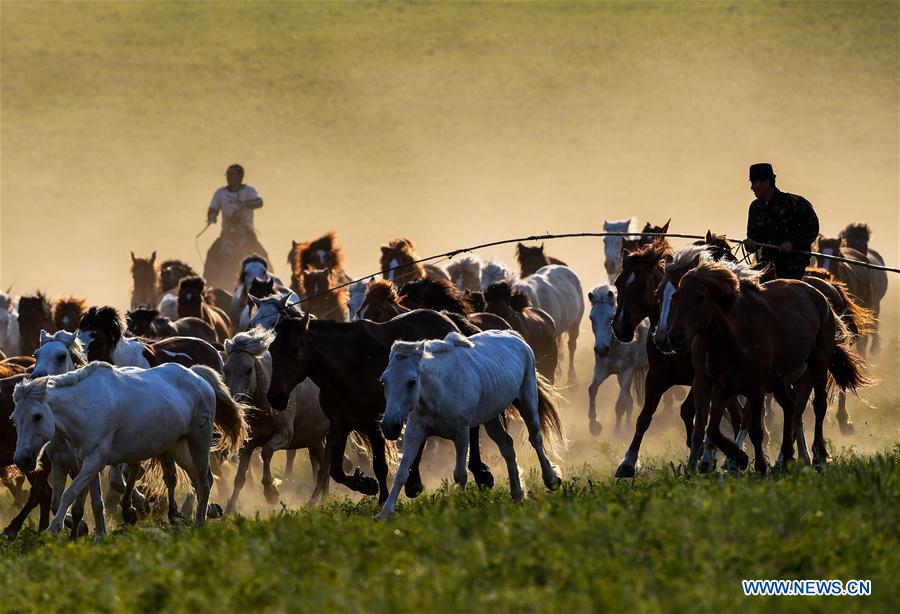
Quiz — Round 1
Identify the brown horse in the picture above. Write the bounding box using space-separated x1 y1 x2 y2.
125 307 220 347
159 259 197 295
515 243 568 278
288 232 353 288
657 260 871 472
297 269 349 322
130 251 160 309
482 282 559 383
52 296 88 333
177 276 232 342
0 373 51 540
356 280 409 322
639 219 671 245
17 293 54 356
817 228 888 354
397 278 511 334
380 238 450 287
693 230 737 263
267 310 495 503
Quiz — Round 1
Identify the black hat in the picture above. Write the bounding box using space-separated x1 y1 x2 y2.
749 163 776 182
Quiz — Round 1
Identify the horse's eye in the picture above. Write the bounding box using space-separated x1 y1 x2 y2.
246 367 252 376
33 414 42 423
697 295 705 304
57 356 64 363
407 380 416 389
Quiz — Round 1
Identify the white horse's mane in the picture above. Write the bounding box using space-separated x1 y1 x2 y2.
225 327 274 357
13 362 113 404
603 217 640 239
667 245 713 274
722 259 765 282
447 256 481 275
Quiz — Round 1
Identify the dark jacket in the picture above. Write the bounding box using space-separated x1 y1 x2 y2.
746 189 819 279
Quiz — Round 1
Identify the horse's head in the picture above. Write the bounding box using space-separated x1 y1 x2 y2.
603 219 638 280
224 328 273 408
267 312 312 411
239 255 269 287
301 269 331 298
640 219 670 244
159 260 195 293
698 230 736 262
77 305 123 362
249 294 294 330
839 223 871 254
17 294 52 355
466 290 486 313
588 285 618 357
446 257 482 293
380 238 417 283
125 307 160 337
816 237 843 273
32 330 85 377
480 260 515 290
380 341 425 440
53 296 88 333
654 261 740 354
178 276 206 319
651 245 715 351
357 280 402 323
247 277 275 305
11 377 55 472
516 243 550 277
612 241 671 342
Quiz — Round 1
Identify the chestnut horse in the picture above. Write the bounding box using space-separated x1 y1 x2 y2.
52 296 88 333
130 251 159 309
267 310 495 503
296 268 349 322
356 280 408 322
380 238 450 287
482 281 558 383
288 232 354 290
178 276 232 342
656 260 871 472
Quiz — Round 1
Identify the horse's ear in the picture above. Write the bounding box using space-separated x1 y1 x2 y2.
300 311 311 332
150 251 156 266
39 329 51 345
661 219 671 233
130 251 136 262
381 246 391 255
587 291 594 302
705 230 713 242
292 240 298 248
539 242 545 250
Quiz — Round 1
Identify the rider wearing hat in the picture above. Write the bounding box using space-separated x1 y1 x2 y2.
743 163 819 280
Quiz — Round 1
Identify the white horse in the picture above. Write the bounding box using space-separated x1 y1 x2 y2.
587 285 648 436
447 256 483 293
222 328 330 513
11 362 248 535
347 278 370 321
0 293 20 356
602 218 640 281
482 261 584 383
376 330 564 519
231 257 287 324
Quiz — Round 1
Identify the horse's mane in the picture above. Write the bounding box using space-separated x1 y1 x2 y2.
179 275 206 293
18 293 52 319
365 279 400 304
159 260 196 291
681 261 762 310
52 295 87 326
225 327 274 357
79 305 125 343
399 278 472 314
484 281 532 312
804 267 836 281
839 223 872 248
817 236 843 249
622 240 672 271
386 237 416 253
14 362 113 403
389 339 426 360
427 331 474 353
292 232 346 272
481 260 516 284
666 245 713 277
126 307 160 321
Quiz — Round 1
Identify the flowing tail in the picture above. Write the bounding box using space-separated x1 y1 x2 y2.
191 365 250 457
535 371 567 458
828 316 877 393
631 367 647 406
832 279 876 338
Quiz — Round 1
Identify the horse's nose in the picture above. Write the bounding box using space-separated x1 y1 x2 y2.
381 419 402 441
594 345 610 358
669 331 688 352
14 453 35 473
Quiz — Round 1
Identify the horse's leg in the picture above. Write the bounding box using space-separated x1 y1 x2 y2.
2 468 50 540
704 392 747 472
47 453 105 535
305 440 330 507
119 463 140 525
260 442 281 505
745 393 769 474
517 392 561 491
762 394 774 447
87 476 106 541
327 428 370 495
482 417 524 501
687 376 713 473
566 325 579 385
615 369 635 435
836 389 854 435
587 360 609 436
225 447 253 516
374 420 426 520
367 427 391 505
186 436 212 527
452 428 470 487
467 426 494 490
69 483 89 540
284 449 297 481
679 389 696 449
160 453 184 524
615 373 668 478
811 371 830 466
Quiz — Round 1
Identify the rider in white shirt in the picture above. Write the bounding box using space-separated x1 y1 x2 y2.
207 164 264 232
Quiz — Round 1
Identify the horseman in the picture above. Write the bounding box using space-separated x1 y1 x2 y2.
743 163 819 280
204 164 270 290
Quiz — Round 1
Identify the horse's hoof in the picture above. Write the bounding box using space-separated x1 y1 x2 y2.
404 480 424 499
374 509 392 521
755 461 770 476
263 484 281 505
122 507 139 525
839 421 855 436
207 503 224 519
75 520 90 538
545 475 562 492
734 451 750 471
474 470 494 490
359 477 379 496
589 420 603 437
1 528 18 541
698 459 716 474
614 462 636 479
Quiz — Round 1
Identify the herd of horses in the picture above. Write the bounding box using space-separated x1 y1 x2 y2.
0 219 889 537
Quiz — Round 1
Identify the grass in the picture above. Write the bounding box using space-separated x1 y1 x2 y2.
1 449 897 613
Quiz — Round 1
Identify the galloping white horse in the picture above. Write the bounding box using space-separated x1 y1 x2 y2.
587 285 648 436
602 218 640 281
376 330 564 519
0 293 20 356
11 362 248 534
481 261 584 383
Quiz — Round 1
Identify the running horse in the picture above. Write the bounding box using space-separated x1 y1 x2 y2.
397 278 511 334
17 293 54 356
288 232 354 291
267 310 496 504
130 252 160 309
177 276 232 343
379 238 450 287
356 280 408 322
295 268 349 322
52 296 88 333
515 243 568 278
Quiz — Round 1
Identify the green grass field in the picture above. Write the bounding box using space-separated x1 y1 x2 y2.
1 450 897 612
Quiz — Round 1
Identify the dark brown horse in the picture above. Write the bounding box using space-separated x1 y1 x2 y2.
125 308 220 347
288 232 353 289
78 306 223 372
657 260 871 472
515 243 568 278
398 278 511 334
130 251 160 309
296 268 349 322
639 219 671 245
17 293 54 356
159 259 197 295
380 238 450 287
177 276 232 342
483 282 559 383
1 373 51 540
693 230 736 262
267 310 495 503
817 229 888 355
52 296 88 333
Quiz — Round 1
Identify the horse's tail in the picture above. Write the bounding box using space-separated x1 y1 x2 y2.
838 286 876 338
827 315 877 393
631 367 647 406
191 365 250 458
535 371 567 458
348 431 399 471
